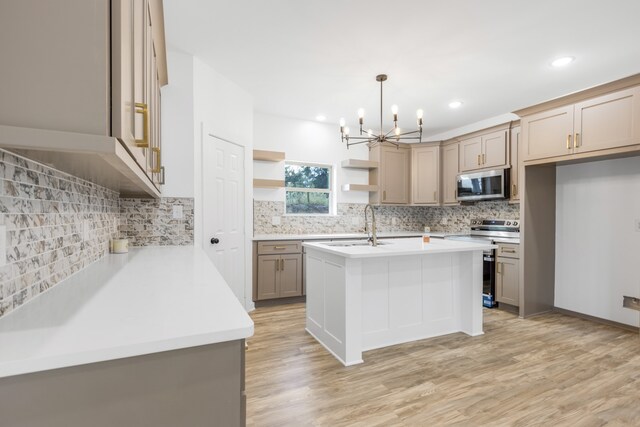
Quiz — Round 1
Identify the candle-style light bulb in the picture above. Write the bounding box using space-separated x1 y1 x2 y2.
339 118 346 127
391 104 399 115
358 108 365 119
394 127 401 136
416 109 424 119
344 127 350 136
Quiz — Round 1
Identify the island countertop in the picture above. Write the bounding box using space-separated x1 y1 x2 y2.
303 237 496 259
0 246 254 379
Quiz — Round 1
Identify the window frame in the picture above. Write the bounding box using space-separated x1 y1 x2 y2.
284 161 335 216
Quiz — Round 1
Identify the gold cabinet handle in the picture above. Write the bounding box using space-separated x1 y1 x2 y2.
280 259 284 270
482 153 486 164
512 184 517 196
159 166 165 185
276 258 279 271
566 134 572 150
151 147 161 173
135 103 149 148
383 190 386 201
574 133 580 148
502 248 516 253
477 154 481 165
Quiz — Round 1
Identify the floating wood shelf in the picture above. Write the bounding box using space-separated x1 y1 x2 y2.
253 179 285 189
341 159 378 169
253 150 285 162
341 184 379 192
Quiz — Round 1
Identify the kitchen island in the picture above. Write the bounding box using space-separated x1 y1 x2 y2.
0 247 253 427
303 237 494 366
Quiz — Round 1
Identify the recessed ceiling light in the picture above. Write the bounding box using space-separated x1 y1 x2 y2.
448 101 463 109
551 56 575 68
315 115 326 122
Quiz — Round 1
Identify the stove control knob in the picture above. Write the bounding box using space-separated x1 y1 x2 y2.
506 221 511 225
513 221 519 226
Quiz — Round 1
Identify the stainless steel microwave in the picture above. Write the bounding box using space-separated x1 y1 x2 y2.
456 169 509 202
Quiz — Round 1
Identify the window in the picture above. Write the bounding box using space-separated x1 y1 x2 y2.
285 162 332 214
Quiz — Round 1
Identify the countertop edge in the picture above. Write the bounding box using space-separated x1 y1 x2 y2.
303 240 496 259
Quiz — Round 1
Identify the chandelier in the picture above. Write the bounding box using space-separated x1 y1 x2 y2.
339 74 423 149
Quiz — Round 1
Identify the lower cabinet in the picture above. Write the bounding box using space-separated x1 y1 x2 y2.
496 243 520 307
255 241 303 301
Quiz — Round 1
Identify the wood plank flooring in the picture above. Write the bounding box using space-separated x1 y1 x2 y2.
246 304 640 426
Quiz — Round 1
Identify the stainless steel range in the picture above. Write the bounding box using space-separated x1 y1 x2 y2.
446 219 520 308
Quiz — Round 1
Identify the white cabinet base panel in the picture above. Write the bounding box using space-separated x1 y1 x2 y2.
305 248 484 365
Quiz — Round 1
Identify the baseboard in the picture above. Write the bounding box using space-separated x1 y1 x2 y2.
497 302 519 315
553 307 640 333
254 296 306 308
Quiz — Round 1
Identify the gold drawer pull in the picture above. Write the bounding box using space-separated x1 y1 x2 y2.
566 134 571 150
151 147 161 173
501 248 516 253
512 184 517 196
273 246 287 250
135 103 149 148
574 133 580 148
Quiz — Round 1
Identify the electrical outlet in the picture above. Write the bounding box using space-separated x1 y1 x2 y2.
635 219 640 232
83 220 90 242
172 205 184 220
0 225 6 267
272 216 281 226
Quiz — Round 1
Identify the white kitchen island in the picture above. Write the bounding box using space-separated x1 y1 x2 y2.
303 237 495 366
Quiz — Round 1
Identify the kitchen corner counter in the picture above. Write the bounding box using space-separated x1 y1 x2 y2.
0 246 253 379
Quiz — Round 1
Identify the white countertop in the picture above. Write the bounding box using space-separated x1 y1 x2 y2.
303 237 496 259
253 231 424 241
0 247 253 379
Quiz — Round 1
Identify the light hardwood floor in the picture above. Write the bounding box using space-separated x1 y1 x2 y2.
245 303 640 426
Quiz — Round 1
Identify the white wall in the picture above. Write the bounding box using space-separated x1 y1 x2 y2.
555 156 640 327
160 49 194 197
253 113 371 205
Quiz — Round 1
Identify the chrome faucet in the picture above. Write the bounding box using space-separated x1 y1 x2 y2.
364 204 378 246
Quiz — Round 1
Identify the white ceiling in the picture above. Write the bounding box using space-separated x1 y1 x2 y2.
164 0 640 138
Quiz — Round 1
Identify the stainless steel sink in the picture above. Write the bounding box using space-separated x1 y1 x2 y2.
325 241 389 247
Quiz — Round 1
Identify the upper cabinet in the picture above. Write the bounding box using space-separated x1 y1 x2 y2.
520 85 640 162
411 145 440 205
0 0 167 197
369 143 411 205
459 130 508 172
441 143 459 205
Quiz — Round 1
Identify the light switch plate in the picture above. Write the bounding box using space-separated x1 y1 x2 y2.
272 216 281 226
83 220 90 242
0 225 6 267
172 205 184 220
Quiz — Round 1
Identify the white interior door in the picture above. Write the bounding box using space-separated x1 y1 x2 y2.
202 134 246 304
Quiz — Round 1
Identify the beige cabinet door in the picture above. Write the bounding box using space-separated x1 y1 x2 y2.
442 144 459 205
522 105 574 161
496 257 519 306
574 86 640 154
510 126 521 201
411 146 440 205
459 136 482 172
380 145 410 204
256 255 280 300
482 130 507 169
279 254 303 298
112 0 146 169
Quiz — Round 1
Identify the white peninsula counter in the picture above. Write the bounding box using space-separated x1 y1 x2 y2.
303 237 495 366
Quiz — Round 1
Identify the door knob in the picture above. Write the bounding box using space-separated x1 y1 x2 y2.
210 237 220 244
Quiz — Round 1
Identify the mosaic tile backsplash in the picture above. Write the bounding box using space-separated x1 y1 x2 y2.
0 150 120 318
253 200 520 235
119 197 194 246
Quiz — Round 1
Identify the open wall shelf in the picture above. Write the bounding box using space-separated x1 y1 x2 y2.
341 184 379 192
253 150 285 162
341 159 378 169
253 179 285 189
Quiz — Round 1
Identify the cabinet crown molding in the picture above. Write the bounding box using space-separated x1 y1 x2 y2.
513 73 640 118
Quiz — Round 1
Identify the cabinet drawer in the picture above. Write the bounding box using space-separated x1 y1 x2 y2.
497 243 519 259
257 241 302 255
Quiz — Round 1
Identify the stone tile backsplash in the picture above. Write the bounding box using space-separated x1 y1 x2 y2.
119 197 194 246
253 200 520 235
0 150 120 318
